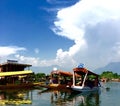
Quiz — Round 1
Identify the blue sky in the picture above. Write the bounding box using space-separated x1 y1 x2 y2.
0 0 120 74
0 0 76 58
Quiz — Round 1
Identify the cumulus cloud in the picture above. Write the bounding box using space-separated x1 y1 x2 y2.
51 0 120 69
15 54 40 66
15 54 57 67
0 46 26 57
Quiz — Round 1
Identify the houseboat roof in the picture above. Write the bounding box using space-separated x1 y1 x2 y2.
73 67 99 76
0 70 33 77
0 61 32 67
51 70 73 76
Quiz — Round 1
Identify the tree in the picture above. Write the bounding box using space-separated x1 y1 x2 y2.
100 71 120 80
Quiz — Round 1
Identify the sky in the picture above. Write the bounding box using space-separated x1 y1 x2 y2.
0 0 120 74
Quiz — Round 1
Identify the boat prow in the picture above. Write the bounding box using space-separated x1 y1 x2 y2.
71 65 100 92
71 85 100 92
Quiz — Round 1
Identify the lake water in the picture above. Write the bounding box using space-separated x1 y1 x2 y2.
0 82 120 106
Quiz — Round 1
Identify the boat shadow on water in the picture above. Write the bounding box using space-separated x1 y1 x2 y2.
38 88 101 106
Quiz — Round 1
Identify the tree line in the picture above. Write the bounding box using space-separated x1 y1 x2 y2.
30 71 120 82
100 71 120 80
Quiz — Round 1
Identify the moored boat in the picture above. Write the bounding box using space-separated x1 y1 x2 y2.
0 60 38 89
40 68 73 89
71 65 100 92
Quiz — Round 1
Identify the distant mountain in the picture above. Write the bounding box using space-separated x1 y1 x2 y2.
94 62 120 74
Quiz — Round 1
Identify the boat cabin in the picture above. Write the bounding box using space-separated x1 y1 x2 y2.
50 70 73 85
44 69 73 89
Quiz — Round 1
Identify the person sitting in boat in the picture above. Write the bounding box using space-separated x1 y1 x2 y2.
52 77 58 84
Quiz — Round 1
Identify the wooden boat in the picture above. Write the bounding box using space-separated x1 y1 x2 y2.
71 65 100 92
40 69 73 89
0 82 39 90
0 60 38 89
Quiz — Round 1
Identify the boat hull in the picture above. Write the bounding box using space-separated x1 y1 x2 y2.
0 83 40 90
71 86 99 92
39 84 70 89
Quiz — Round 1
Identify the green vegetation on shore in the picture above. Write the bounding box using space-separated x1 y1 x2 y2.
100 71 120 78
30 73 46 82
100 71 120 81
31 71 120 82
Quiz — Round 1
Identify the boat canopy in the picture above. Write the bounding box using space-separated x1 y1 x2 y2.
0 70 33 77
51 70 73 77
73 68 99 76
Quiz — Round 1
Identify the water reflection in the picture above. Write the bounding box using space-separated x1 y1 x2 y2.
0 88 101 106
0 89 32 105
39 89 100 106
73 91 100 106
0 82 118 106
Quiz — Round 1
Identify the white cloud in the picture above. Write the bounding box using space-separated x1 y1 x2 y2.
15 54 57 67
15 54 40 66
51 0 120 70
0 46 26 57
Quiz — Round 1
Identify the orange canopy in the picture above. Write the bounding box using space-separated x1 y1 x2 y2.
51 70 73 77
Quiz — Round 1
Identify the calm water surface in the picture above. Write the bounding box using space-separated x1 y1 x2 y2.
0 82 120 106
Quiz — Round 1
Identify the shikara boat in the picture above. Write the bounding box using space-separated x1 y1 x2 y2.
71 66 100 92
40 69 73 89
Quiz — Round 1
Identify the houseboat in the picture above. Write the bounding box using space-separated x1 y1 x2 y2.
71 65 100 92
0 60 36 89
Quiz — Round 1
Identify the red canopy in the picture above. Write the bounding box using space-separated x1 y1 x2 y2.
73 68 99 76
51 70 73 76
